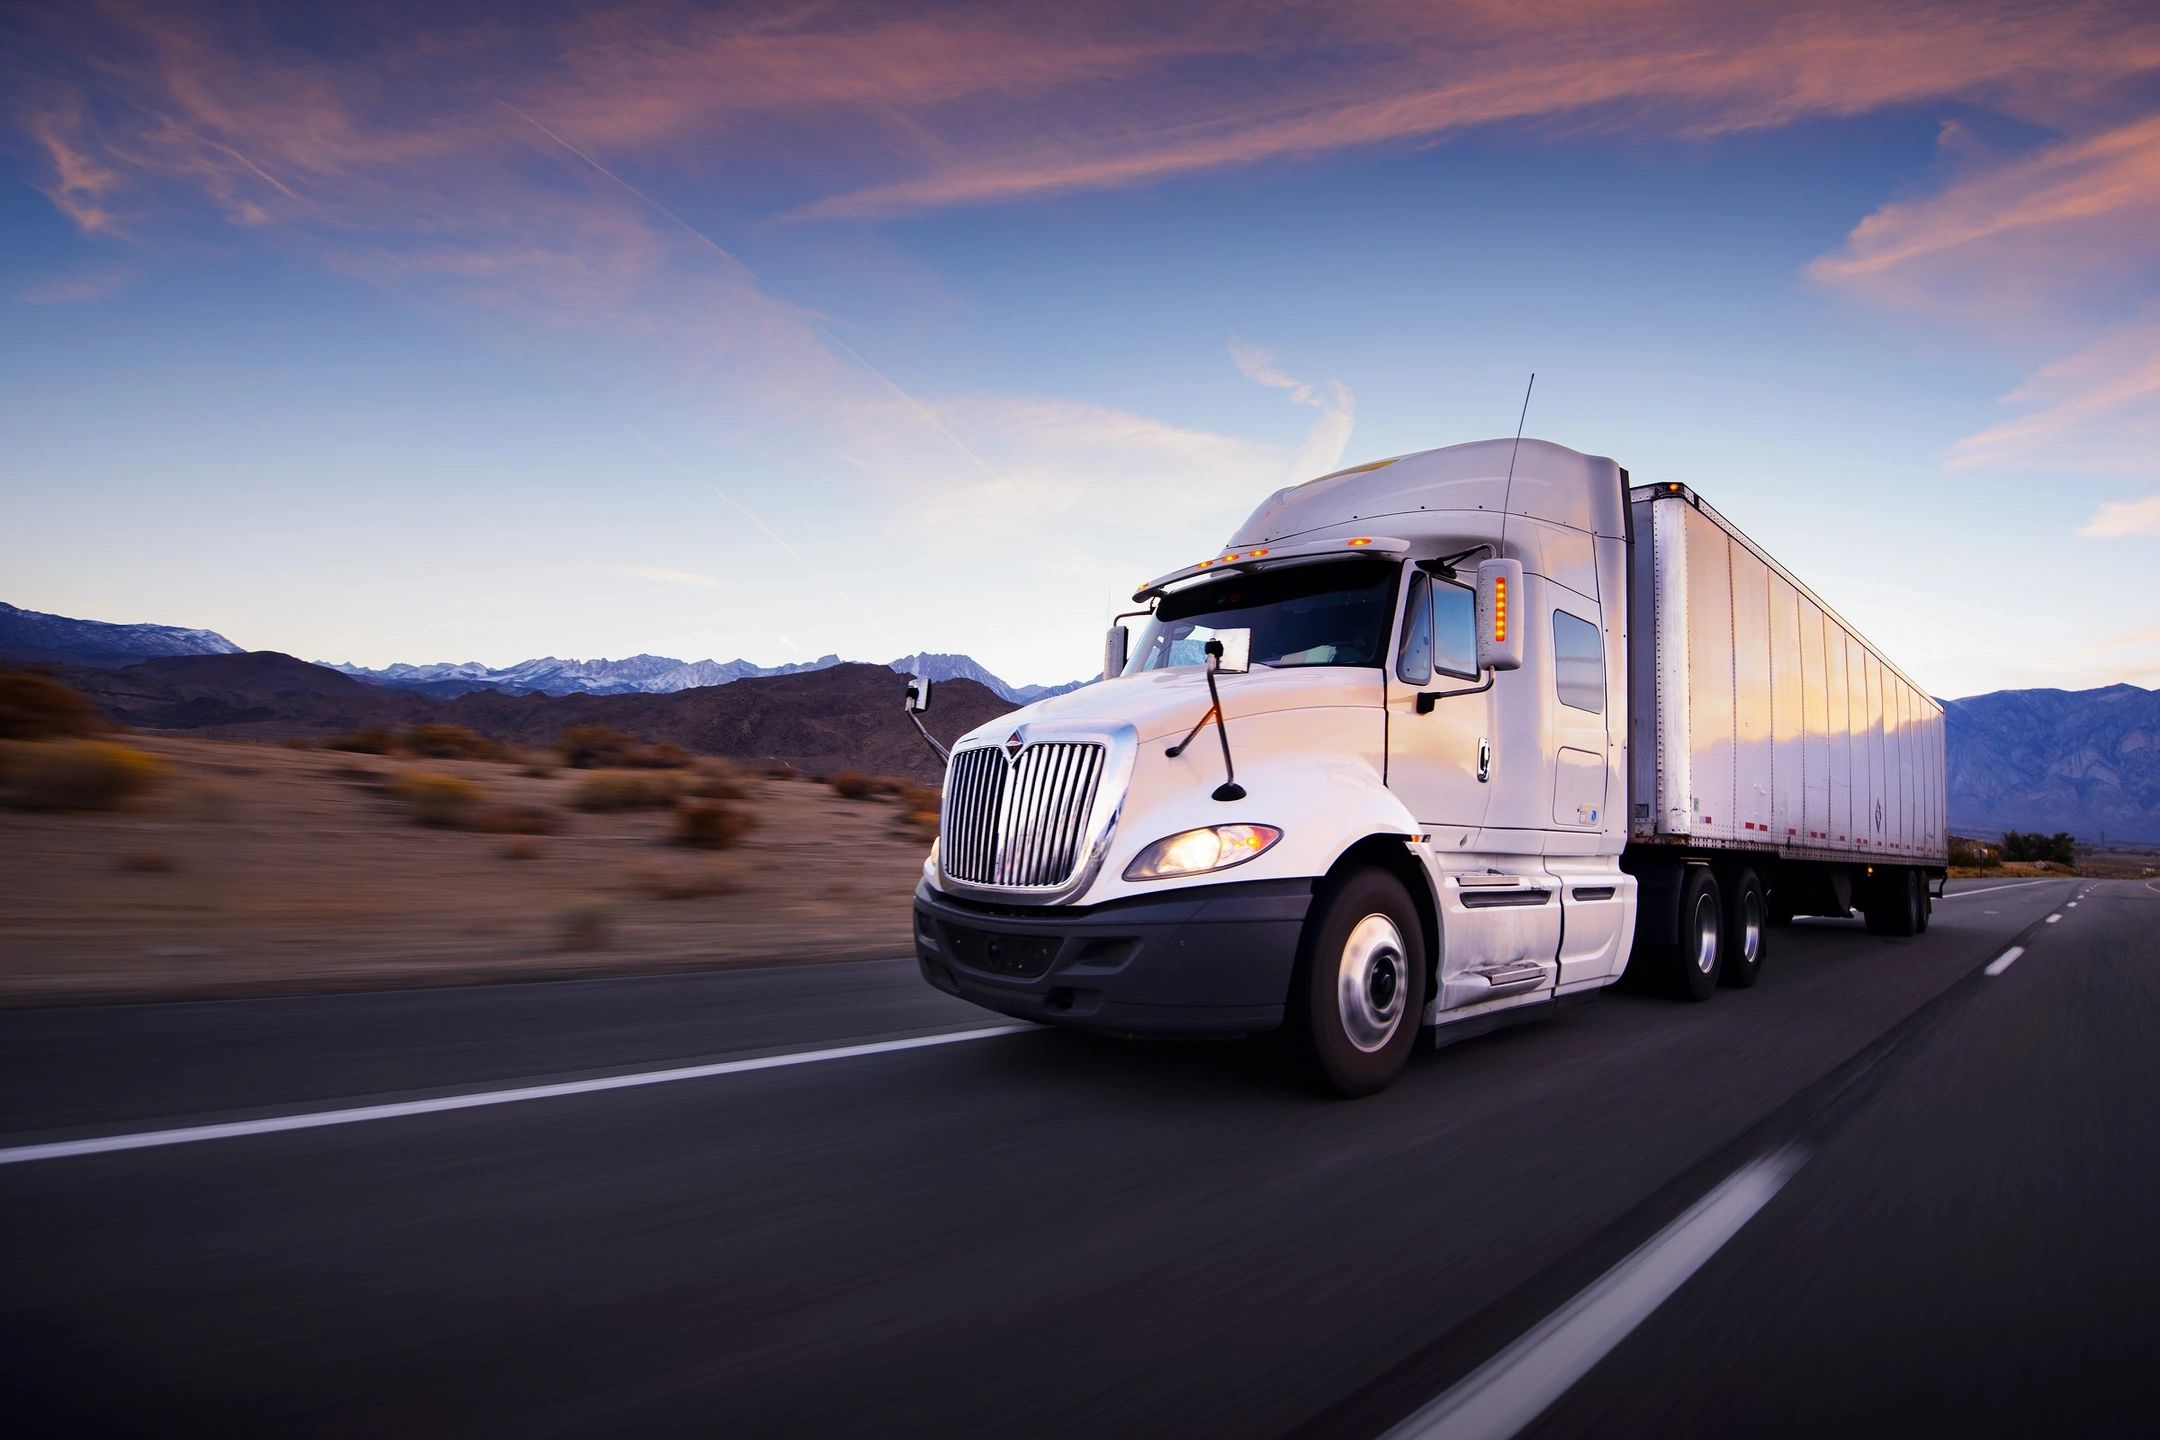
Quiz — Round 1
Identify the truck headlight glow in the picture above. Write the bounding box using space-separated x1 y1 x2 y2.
1123 824 1282 881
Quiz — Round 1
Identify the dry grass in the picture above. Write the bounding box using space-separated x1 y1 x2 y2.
675 799 756 850
0 734 942 1005
827 770 879 800
621 858 739 900
404 723 508 762
0 668 103 740
0 739 170 811
390 771 490 828
571 771 680 812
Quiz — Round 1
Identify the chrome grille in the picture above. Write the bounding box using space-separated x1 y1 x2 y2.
942 741 1108 890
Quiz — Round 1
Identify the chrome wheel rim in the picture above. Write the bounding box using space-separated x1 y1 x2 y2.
1693 892 1720 975
1337 913 1407 1053
1740 888 1763 966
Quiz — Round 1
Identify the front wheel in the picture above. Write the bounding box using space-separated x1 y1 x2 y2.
1291 870 1428 1097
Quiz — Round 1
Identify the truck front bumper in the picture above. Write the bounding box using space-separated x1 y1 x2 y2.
913 877 1312 1034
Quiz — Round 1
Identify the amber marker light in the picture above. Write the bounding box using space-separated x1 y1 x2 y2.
1249 547 1269 557
1493 574 1509 643
1346 537 1372 547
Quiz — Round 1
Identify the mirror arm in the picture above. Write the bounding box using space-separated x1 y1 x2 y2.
906 710 951 765
1415 669 1494 715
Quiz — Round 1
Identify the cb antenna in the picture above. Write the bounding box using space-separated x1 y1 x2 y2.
1498 371 1535 545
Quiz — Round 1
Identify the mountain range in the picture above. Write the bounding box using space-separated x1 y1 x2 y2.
3 600 1082 706
5 599 2155 840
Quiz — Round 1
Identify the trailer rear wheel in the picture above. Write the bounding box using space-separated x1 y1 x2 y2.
1289 870 1428 1098
1863 867 1923 937
1721 868 1766 989
1661 867 1724 1001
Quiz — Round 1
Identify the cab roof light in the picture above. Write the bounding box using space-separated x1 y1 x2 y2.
1346 537 1372 547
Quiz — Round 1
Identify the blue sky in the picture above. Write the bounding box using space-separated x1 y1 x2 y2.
3 1 2157 696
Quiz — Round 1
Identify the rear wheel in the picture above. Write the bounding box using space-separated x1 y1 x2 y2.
1721 868 1766 988
1658 867 1724 1001
1863 867 1923 937
1291 870 1428 1097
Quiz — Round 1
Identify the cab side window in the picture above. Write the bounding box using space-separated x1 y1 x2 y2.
1553 609 1604 712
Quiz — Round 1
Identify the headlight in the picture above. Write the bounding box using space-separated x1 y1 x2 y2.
1123 824 1282 881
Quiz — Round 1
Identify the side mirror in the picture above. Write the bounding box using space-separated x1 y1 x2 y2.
1103 624 1129 681
1476 559 1524 672
903 675 932 713
1207 628 1252 674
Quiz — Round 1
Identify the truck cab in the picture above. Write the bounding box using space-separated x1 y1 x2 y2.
911 438 1638 1094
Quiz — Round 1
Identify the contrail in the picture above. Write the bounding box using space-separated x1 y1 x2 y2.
627 427 902 651
494 97 1009 489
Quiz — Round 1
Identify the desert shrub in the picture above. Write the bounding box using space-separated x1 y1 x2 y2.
828 770 879 800
118 850 179 873
328 726 397 755
390 771 488 827
641 743 694 770
622 858 737 900
404 723 506 761
674 798 757 850
2 739 169 811
467 802 557 835
280 736 316 751
555 899 614 950
570 771 680 812
558 725 641 769
1947 836 2000 869
0 668 102 740
686 759 748 800
761 760 798 781
498 836 544 861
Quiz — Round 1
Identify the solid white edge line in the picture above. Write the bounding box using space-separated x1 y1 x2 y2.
0 1025 1033 1166
1985 947 2025 977
1937 880 2054 900
1383 1146 1808 1440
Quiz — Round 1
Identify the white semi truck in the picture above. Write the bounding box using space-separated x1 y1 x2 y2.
906 438 1946 1095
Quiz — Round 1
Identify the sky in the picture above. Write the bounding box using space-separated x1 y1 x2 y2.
2 0 2157 698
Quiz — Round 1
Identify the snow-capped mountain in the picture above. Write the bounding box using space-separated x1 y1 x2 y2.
324 653 843 698
887 652 1087 704
0 600 245 668
327 650 1085 704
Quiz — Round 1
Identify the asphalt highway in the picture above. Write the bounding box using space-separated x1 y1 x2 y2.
3 875 2151 1437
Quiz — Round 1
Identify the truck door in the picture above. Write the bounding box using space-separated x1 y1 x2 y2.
1384 564 1493 847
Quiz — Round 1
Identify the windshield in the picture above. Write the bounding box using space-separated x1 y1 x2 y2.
1125 558 1399 673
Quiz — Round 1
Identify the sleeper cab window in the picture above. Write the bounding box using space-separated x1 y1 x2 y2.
1553 609 1604 713
1395 570 1478 685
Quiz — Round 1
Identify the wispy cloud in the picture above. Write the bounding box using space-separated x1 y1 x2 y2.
17 263 135 305
591 563 725 589
2079 495 2160 539
1230 339 1355 485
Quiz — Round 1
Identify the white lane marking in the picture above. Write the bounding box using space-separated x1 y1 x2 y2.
1937 880 2054 900
1384 1147 1807 1440
2046 914 2062 924
1985 946 2025 977
2068 903 2077 908
0 1025 1032 1167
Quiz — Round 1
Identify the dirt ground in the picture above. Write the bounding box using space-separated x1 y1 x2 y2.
0 736 934 1007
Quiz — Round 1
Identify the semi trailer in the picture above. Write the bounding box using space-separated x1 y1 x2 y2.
907 438 1946 1095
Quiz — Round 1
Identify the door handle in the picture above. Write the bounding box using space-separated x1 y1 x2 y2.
1477 737 1491 784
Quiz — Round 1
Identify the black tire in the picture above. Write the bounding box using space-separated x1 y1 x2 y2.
1916 875 1933 934
1721 867 1767 989
1864 867 1922 937
1657 867 1724 1001
1290 870 1428 1097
